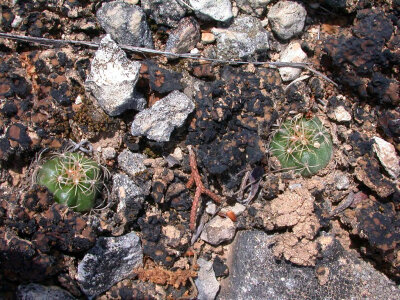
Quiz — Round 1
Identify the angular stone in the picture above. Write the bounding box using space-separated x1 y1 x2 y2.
195 258 220 300
218 231 400 300
333 106 352 122
373 136 400 178
96 1 153 48
77 232 143 297
212 16 269 60
165 17 201 55
85 35 145 116
189 0 233 22
141 0 187 27
267 1 307 40
201 216 236 245
117 149 147 177
131 90 195 142
278 41 307 81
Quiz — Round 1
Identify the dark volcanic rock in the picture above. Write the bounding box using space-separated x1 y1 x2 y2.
218 231 400 299
186 66 281 184
141 0 187 27
341 197 400 280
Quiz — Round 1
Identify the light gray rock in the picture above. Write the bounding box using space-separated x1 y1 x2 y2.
96 1 153 48
373 136 400 179
102 147 117 160
165 17 201 55
334 172 350 190
131 90 195 142
16 283 75 300
267 1 307 40
141 0 187 27
77 232 143 297
117 149 147 177
212 16 269 60
218 231 400 300
333 106 352 122
195 258 220 300
279 41 307 81
85 35 146 116
112 173 151 224
236 0 272 17
201 215 236 245
189 0 233 22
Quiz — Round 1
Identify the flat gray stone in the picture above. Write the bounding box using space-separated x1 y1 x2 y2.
212 16 269 60
85 35 145 116
189 0 233 22
373 136 400 179
195 258 220 300
218 231 400 300
131 90 195 142
96 1 153 48
16 283 75 300
77 232 143 297
267 1 307 40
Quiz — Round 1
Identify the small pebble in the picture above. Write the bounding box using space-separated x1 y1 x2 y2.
201 32 216 44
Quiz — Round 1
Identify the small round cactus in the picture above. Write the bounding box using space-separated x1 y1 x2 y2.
269 116 333 176
35 152 103 212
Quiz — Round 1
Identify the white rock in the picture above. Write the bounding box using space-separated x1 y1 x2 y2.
195 258 220 300
278 42 307 82
334 106 352 122
131 90 195 142
267 1 307 40
85 35 145 116
221 203 246 216
201 215 236 245
373 137 400 179
102 147 117 160
189 0 233 22
206 202 217 215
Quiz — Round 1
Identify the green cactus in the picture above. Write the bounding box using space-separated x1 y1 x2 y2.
269 116 333 176
35 152 103 212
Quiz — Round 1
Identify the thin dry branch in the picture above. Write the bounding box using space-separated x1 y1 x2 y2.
187 145 221 231
0 32 337 86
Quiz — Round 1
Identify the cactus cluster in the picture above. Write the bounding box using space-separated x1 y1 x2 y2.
269 116 333 176
35 152 103 212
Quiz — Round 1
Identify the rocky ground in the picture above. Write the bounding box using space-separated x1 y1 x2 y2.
0 0 399 299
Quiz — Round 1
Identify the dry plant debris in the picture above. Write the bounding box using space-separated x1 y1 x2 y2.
186 145 222 231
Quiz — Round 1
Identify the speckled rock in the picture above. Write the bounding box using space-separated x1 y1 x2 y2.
267 1 307 40
278 41 307 81
189 0 233 22
218 231 400 300
131 90 195 142
117 149 147 177
236 0 272 17
333 106 352 122
195 258 220 300
77 232 143 297
212 16 269 60
16 283 76 300
141 0 187 27
165 17 201 55
85 35 145 116
373 136 400 179
201 216 236 245
96 1 153 48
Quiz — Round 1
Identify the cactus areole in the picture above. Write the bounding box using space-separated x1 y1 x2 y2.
270 116 333 176
36 152 102 211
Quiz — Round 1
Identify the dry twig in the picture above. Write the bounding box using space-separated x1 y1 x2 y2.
0 32 337 86
187 145 221 231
